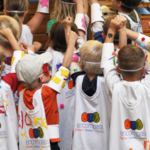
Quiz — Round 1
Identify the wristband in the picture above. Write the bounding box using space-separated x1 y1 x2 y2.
135 33 150 52
75 13 86 32
91 3 104 24
11 51 25 73
37 0 49 13
48 66 69 93
28 50 34 54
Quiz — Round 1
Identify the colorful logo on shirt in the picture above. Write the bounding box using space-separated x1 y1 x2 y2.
81 112 100 123
124 119 143 130
29 127 44 139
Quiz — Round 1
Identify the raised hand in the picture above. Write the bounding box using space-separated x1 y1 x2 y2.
115 15 127 28
109 18 124 32
0 28 13 39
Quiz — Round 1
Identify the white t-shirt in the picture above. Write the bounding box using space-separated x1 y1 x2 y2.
46 48 75 150
46 38 84 150
19 24 33 46
19 89 50 150
72 75 110 150
0 80 18 150
102 43 150 150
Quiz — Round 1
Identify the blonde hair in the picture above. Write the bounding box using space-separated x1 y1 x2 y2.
80 40 103 75
4 0 28 23
0 16 21 49
50 0 76 20
0 47 5 76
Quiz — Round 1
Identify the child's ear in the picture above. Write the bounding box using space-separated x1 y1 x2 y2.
116 65 120 73
142 66 146 75
40 76 44 83
117 1 122 8
80 61 84 70
102 33 106 40
24 10 28 18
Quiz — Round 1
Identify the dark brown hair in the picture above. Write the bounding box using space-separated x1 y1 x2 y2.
117 0 141 13
46 20 79 52
118 45 145 75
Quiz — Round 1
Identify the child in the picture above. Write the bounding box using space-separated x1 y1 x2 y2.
101 16 150 150
46 0 89 40
4 0 49 47
0 25 26 149
112 0 142 34
70 42 110 150
46 2 86 150
16 17 78 150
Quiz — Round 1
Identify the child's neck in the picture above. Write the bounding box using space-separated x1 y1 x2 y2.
122 75 142 82
30 84 42 92
87 74 96 80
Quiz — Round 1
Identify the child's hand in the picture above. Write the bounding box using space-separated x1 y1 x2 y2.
28 42 42 53
68 31 78 46
0 28 13 39
61 17 73 31
109 18 123 32
115 15 127 28
19 42 29 54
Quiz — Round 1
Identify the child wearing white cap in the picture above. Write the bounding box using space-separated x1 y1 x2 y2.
16 18 78 150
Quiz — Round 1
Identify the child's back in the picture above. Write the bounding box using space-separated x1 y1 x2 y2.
101 18 150 149
71 40 110 150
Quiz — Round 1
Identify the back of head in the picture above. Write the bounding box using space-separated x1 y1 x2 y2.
50 0 76 21
48 20 79 52
0 16 20 49
117 0 141 13
4 0 28 23
80 40 103 75
118 45 145 76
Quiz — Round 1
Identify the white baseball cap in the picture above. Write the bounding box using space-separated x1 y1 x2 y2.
16 52 52 85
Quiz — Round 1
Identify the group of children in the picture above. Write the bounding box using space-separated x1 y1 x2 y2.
0 0 150 150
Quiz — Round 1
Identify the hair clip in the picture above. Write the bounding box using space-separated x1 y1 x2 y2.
81 60 101 64
119 66 143 72
60 0 76 5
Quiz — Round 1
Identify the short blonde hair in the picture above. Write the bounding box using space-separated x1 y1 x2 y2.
50 0 76 20
80 40 103 75
0 16 20 49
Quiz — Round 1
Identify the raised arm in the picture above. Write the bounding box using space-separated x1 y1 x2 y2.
62 17 78 69
126 29 150 52
0 28 20 51
74 0 86 39
91 0 104 39
27 0 49 34
101 18 123 98
116 15 127 49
